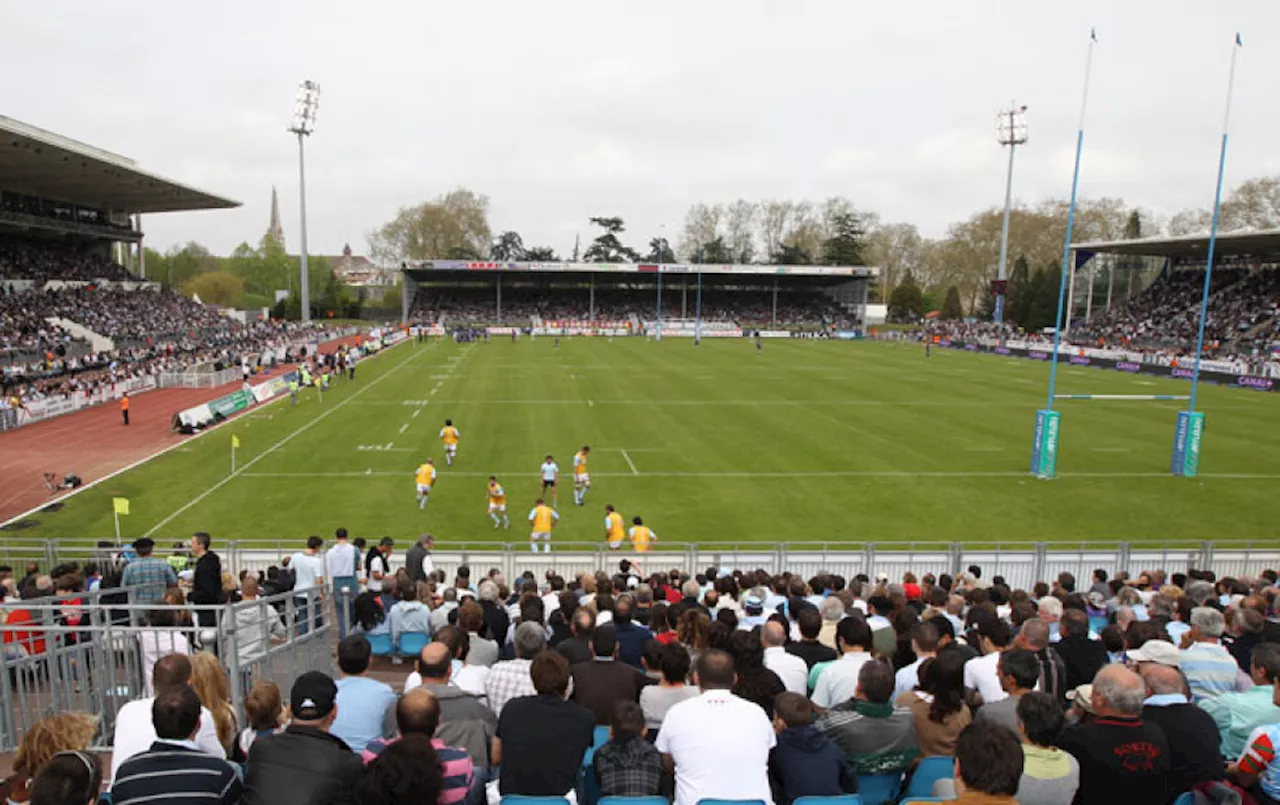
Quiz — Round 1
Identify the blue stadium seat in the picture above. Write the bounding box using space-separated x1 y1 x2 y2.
502 798 570 805
902 756 954 799
366 632 394 656
899 799 951 804
793 796 863 805
582 725 612 766
1087 615 1108 635
600 798 669 805
853 773 902 805
397 631 429 658
1172 794 1194 805
696 800 768 805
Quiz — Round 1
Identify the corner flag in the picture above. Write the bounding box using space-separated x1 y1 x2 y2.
113 497 130 516
232 434 241 449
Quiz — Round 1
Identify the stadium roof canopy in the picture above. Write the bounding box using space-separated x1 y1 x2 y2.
1072 228 1280 260
0 116 240 214
404 259 876 279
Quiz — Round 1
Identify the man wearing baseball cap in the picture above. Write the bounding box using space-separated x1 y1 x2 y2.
243 671 364 805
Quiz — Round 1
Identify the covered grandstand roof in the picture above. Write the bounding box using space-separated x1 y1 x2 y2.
1073 228 1280 259
405 259 876 279
0 116 240 213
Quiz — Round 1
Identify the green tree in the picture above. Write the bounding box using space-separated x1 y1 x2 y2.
701 236 733 264
490 230 525 260
887 272 924 322
367 187 491 262
162 241 218 289
582 217 640 262
1006 255 1033 327
772 243 810 265
821 211 867 265
523 246 559 261
181 272 244 307
941 285 963 320
645 237 676 263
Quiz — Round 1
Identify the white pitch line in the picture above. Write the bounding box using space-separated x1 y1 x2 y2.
621 450 640 476
1091 447 1132 453
587 399 595 407
964 447 1006 452
141 340 433 537
399 424 409 434
237 469 1280 480
412 410 421 419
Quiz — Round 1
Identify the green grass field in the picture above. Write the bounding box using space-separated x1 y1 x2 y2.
17 336 1280 546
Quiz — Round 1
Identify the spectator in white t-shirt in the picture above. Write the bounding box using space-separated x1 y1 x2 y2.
761 621 808 696
656 649 776 805
289 536 326 635
894 621 939 701
965 617 1014 706
812 616 875 710
111 654 225 780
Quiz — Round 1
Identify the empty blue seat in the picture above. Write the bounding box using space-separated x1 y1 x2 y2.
902 756 953 799
696 800 768 805
853 773 902 805
367 632 394 656
582 725 612 766
599 798 669 805
501 797 571 805
397 631 429 657
793 796 863 805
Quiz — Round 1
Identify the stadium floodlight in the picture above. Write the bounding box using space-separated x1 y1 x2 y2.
288 80 321 322
993 103 1027 325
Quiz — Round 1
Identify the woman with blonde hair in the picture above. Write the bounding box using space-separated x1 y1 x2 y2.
3 712 98 804
189 652 237 755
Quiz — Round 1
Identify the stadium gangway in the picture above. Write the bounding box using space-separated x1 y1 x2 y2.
0 586 333 752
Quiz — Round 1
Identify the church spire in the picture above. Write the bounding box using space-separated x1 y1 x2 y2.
267 186 285 249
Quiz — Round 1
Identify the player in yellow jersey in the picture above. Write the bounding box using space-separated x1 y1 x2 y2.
486 475 510 529
572 445 591 506
414 458 436 510
440 419 461 465
628 515 656 553
604 504 626 550
527 498 559 554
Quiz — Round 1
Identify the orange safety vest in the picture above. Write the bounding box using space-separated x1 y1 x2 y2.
121 397 130 411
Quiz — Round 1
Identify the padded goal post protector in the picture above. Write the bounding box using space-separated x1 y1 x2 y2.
1171 411 1205 477
1030 409 1061 479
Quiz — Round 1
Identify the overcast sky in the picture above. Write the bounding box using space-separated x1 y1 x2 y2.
3 1 1277 259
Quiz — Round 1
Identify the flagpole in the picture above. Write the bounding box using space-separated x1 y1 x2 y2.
114 509 121 545
232 440 237 475
1188 35 1241 414
1044 28 1097 413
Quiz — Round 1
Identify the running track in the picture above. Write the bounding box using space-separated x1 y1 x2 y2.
0 336 360 524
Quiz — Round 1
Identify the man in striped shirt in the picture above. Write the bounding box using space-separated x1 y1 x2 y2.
362 688 475 805
1182 607 1250 702
110 686 241 805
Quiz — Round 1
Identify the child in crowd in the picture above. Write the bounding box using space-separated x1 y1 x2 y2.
594 701 663 798
768 692 857 805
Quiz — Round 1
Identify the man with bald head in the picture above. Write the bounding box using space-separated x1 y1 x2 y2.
412 641 497 772
361 688 476 803
1015 617 1068 706
1138 661 1224 796
761 621 807 695
1060 665 1171 805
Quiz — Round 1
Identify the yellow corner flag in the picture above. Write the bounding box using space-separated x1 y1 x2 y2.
113 497 130 516
232 434 241 449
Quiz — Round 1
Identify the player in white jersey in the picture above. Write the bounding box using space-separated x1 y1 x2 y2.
572 445 591 506
539 455 559 507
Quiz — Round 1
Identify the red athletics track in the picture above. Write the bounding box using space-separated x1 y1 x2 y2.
0 335 362 524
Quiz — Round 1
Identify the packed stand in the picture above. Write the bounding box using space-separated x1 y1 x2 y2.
0 237 137 284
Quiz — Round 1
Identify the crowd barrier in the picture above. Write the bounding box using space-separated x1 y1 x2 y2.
0 585 334 752
0 375 156 432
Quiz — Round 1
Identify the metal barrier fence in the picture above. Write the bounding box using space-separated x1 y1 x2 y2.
0 585 333 752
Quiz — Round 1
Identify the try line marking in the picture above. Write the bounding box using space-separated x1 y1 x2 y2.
237 469 1280 480
142 340 437 536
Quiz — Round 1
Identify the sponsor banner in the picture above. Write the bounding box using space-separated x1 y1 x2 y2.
833 331 864 340
938 339 1280 393
486 327 518 336
411 260 870 278
250 372 298 404
758 331 792 338
207 390 253 419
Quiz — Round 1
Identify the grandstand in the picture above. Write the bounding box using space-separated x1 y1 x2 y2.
402 259 877 334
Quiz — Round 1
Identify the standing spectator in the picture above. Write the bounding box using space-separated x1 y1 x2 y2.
1182 607 1247 701
187 533 222 629
656 649 776 805
594 701 664 799
640 641 698 736
1015 692 1080 805
109 687 241 805
1138 662 1225 796
493 651 595 799
234 576 286 669
330 634 397 753
119 538 176 602
365 537 394 590
484 621 545 717
289 537 326 635
325 528 360 635
570 624 651 724
6 713 99 805
894 621 939 701
897 650 973 756
407 643 497 773
1054 609 1106 694
975 648 1040 734
815 658 918 775
787 607 838 669
243 671 364 805
111 655 225 779
762 621 808 695
354 736 444 805
948 721 1025 805
768 692 856 805
405 535 431 584
611 595 653 668
1059 665 1170 805
1199 642 1280 760
360 689 475 805
812 616 874 710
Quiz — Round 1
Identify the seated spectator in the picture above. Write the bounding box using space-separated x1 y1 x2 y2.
29 751 102 805
330 634 397 753
110 687 241 805
189 651 238 758
1138 661 1224 796
768 692 856 805
787 607 838 670
897 649 972 756
815 657 918 775
1182 606 1247 700
1228 608 1266 672
389 579 431 645
354 735 444 805
818 596 845 649
1055 608 1106 693
763 621 809 695
485 621 545 717
493 651 595 799
729 629 787 718
112 655 226 779
407 642 497 772
571 624 651 724
1016 618 1068 706
5 713 98 805
812 615 874 710
457 599 498 667
243 671 365 805
964 617 1012 706
612 594 653 668
950 721 1026 805
236 681 285 760
556 607 595 665
1015 691 1079 805
595 701 664 798
351 591 390 637
361 689 474 805
1059 665 1170 805
975 648 1040 734
640 641 698 736
1226 671 1280 805
657 649 776 805
893 621 938 701
1200 642 1280 761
